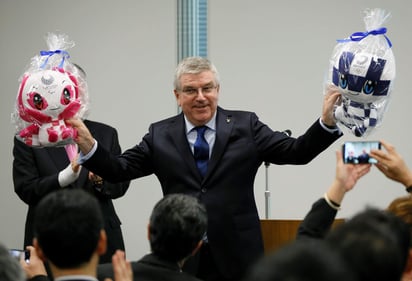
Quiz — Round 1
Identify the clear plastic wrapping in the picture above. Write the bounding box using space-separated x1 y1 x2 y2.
326 8 395 137
11 33 89 147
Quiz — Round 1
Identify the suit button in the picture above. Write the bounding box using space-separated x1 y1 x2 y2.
201 188 207 193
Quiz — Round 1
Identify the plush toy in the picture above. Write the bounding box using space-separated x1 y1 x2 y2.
17 68 81 146
12 33 89 147
327 8 395 137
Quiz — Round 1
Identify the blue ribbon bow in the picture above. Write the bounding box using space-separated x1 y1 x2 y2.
337 27 392 48
39 49 70 69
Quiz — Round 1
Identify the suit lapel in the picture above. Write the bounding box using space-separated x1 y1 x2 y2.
168 114 200 179
169 110 234 181
204 108 234 179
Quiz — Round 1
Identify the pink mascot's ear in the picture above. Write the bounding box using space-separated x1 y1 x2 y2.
17 74 32 122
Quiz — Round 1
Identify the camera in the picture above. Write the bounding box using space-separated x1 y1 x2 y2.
9 249 30 262
342 141 381 164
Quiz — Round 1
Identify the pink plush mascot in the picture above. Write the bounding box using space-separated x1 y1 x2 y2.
17 68 81 146
13 33 89 147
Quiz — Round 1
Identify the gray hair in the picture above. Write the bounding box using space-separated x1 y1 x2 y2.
174 56 220 90
0 243 25 281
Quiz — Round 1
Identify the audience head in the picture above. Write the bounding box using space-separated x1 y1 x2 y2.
148 193 207 263
326 207 410 281
386 195 412 280
387 195 412 234
0 243 25 281
33 189 107 269
243 239 356 281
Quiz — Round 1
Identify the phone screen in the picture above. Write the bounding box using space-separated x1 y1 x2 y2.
342 141 381 164
9 249 29 262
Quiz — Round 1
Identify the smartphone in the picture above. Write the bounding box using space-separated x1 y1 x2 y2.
9 249 30 262
342 141 381 164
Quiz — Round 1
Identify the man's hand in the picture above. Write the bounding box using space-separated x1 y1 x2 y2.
104 250 133 281
20 246 47 279
370 140 412 187
66 118 95 154
321 84 341 127
327 150 371 205
72 154 81 173
89 171 103 186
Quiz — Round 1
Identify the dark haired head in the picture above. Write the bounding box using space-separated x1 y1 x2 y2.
149 193 207 262
387 195 412 246
326 207 410 281
243 239 356 281
34 189 104 268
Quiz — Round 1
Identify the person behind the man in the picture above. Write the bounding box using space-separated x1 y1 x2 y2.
31 188 132 281
98 193 207 281
357 149 370 164
326 208 410 281
13 64 130 264
295 139 412 281
242 239 356 281
69 56 342 281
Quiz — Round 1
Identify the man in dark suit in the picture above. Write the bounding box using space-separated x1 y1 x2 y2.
98 193 207 281
28 188 132 281
13 119 130 264
70 56 343 281
357 149 371 164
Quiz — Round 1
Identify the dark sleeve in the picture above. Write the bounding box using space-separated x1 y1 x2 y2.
28 275 51 281
96 127 131 199
97 263 114 281
13 137 60 205
83 126 154 184
296 198 338 240
255 117 342 165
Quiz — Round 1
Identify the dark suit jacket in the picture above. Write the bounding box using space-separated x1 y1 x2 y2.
83 107 341 279
357 153 370 164
13 119 130 263
97 253 202 281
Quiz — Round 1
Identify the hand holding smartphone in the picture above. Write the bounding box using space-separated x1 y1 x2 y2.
342 141 381 164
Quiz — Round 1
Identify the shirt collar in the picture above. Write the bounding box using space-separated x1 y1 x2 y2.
55 275 98 281
184 111 217 134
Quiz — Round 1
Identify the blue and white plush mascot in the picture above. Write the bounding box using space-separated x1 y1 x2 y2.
328 8 395 137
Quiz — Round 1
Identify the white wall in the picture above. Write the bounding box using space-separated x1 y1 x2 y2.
1 0 411 262
208 0 412 221
0 0 174 260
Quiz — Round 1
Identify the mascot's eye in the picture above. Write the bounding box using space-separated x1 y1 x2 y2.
61 88 72 105
363 80 376 95
339 74 348 89
27 92 48 110
33 93 44 110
